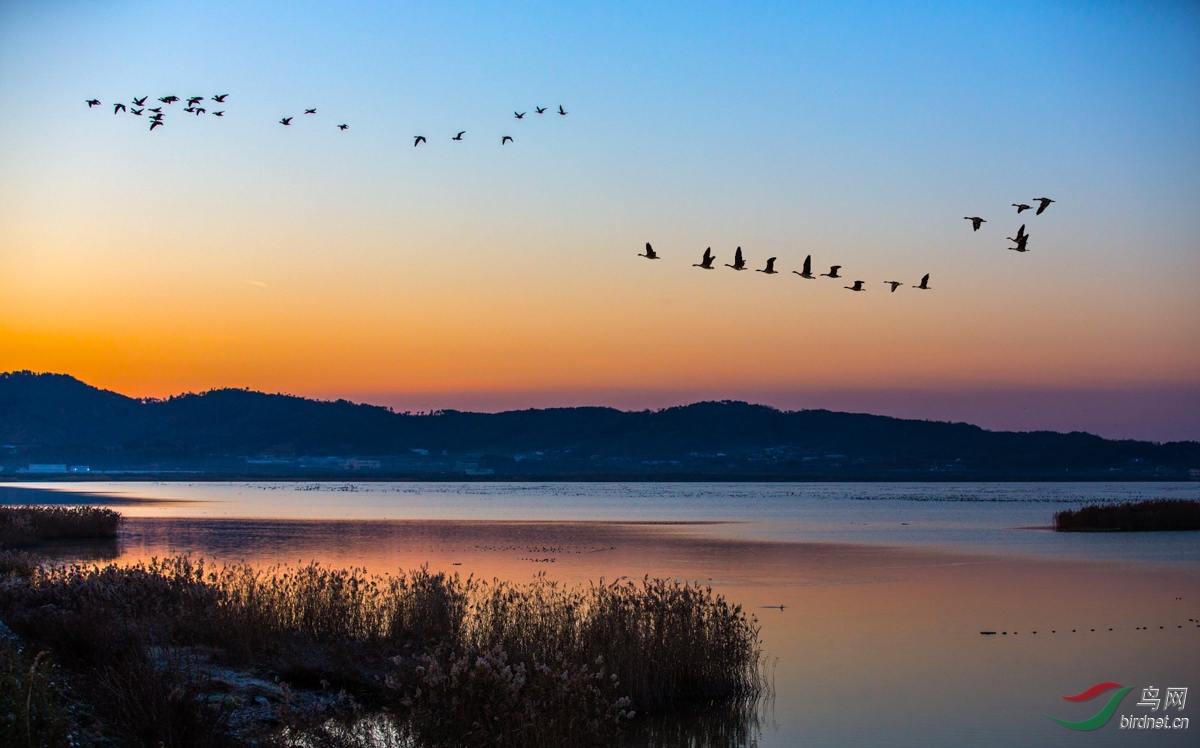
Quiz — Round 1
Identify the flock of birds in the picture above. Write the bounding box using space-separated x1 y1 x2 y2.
86 94 569 144
639 197 1056 292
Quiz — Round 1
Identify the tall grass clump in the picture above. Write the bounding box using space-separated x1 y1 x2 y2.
1054 499 1200 531
0 641 75 748
0 558 767 747
0 505 121 548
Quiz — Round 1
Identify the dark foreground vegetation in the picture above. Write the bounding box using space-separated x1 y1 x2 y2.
1054 498 1200 531
0 552 768 747
0 504 121 547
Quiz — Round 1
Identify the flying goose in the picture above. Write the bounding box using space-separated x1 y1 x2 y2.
535 106 546 114
501 135 513 144
1034 197 1054 215
964 216 986 231
845 280 865 291
557 105 568 115
159 96 178 104
1007 224 1026 243
725 247 747 270
820 265 841 278
337 123 348 130
113 103 126 114
186 96 203 106
514 111 525 119
86 99 100 107
452 131 465 140
885 281 902 292
213 111 224 117
913 274 931 289
756 257 778 274
693 247 715 269
1013 203 1031 213
792 254 815 279
304 108 316 114
132 96 147 106
149 120 163 131
639 242 659 260
213 94 228 103
414 135 426 146
130 108 143 116
280 117 292 125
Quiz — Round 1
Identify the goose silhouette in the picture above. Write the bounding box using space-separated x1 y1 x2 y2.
280 117 292 126
693 248 715 269
337 123 348 130
792 255 815 279
725 247 747 270
535 106 546 114
213 94 228 103
639 242 659 260
558 105 568 115
501 136 513 144
86 99 101 107
452 131 465 140
820 265 841 279
964 216 986 231
756 257 778 274
913 274 931 290
845 280 865 291
132 96 147 106
414 135 426 146
884 281 902 292
1034 197 1055 215
1013 203 1031 213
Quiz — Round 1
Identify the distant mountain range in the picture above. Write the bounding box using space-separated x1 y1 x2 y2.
1 371 1197 480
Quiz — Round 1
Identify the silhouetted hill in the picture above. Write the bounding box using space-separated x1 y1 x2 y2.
1 371 1197 479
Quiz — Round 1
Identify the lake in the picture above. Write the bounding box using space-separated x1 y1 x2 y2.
4 481 1199 746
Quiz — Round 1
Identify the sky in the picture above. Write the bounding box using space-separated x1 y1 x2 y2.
1 1 1198 441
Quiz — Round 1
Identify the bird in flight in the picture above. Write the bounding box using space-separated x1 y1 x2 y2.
756 257 778 274
1033 197 1055 215
1007 224 1027 244
792 255 815 279
414 135 426 146
845 280 865 292
280 117 293 126
130 108 143 116
913 274 931 289
639 242 659 260
557 105 568 115
1012 203 1031 213
184 106 196 113
213 94 228 103
452 131 465 140
305 108 317 115
186 96 203 107
884 281 902 292
193 107 206 115
149 120 163 131
725 247 747 270
213 111 224 117
149 113 164 122
514 111 525 119
159 96 178 104
693 247 715 269
501 136 513 144
820 265 842 279
148 107 162 113
337 123 348 130
113 103 126 114
86 99 100 107
964 216 986 231
535 106 546 114
132 96 147 107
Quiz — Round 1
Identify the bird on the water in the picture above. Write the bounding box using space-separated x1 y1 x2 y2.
639 243 659 260
725 247 747 270
820 265 842 279
693 248 715 269
792 255 815 279
964 216 986 231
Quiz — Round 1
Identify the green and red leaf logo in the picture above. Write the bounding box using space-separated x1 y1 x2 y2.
1048 682 1135 731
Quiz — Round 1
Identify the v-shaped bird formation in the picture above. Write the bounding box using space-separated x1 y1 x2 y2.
85 93 569 146
641 195 1055 293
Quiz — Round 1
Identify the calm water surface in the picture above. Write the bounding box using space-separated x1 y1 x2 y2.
4 481 1199 747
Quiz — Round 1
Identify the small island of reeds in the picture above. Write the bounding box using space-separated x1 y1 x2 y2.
1054 498 1200 532
0 504 121 547
0 510 769 747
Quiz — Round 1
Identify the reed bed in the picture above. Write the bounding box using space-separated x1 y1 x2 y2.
0 557 767 747
0 505 121 548
1054 498 1200 531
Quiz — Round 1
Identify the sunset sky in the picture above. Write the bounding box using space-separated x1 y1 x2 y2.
1 1 1197 440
